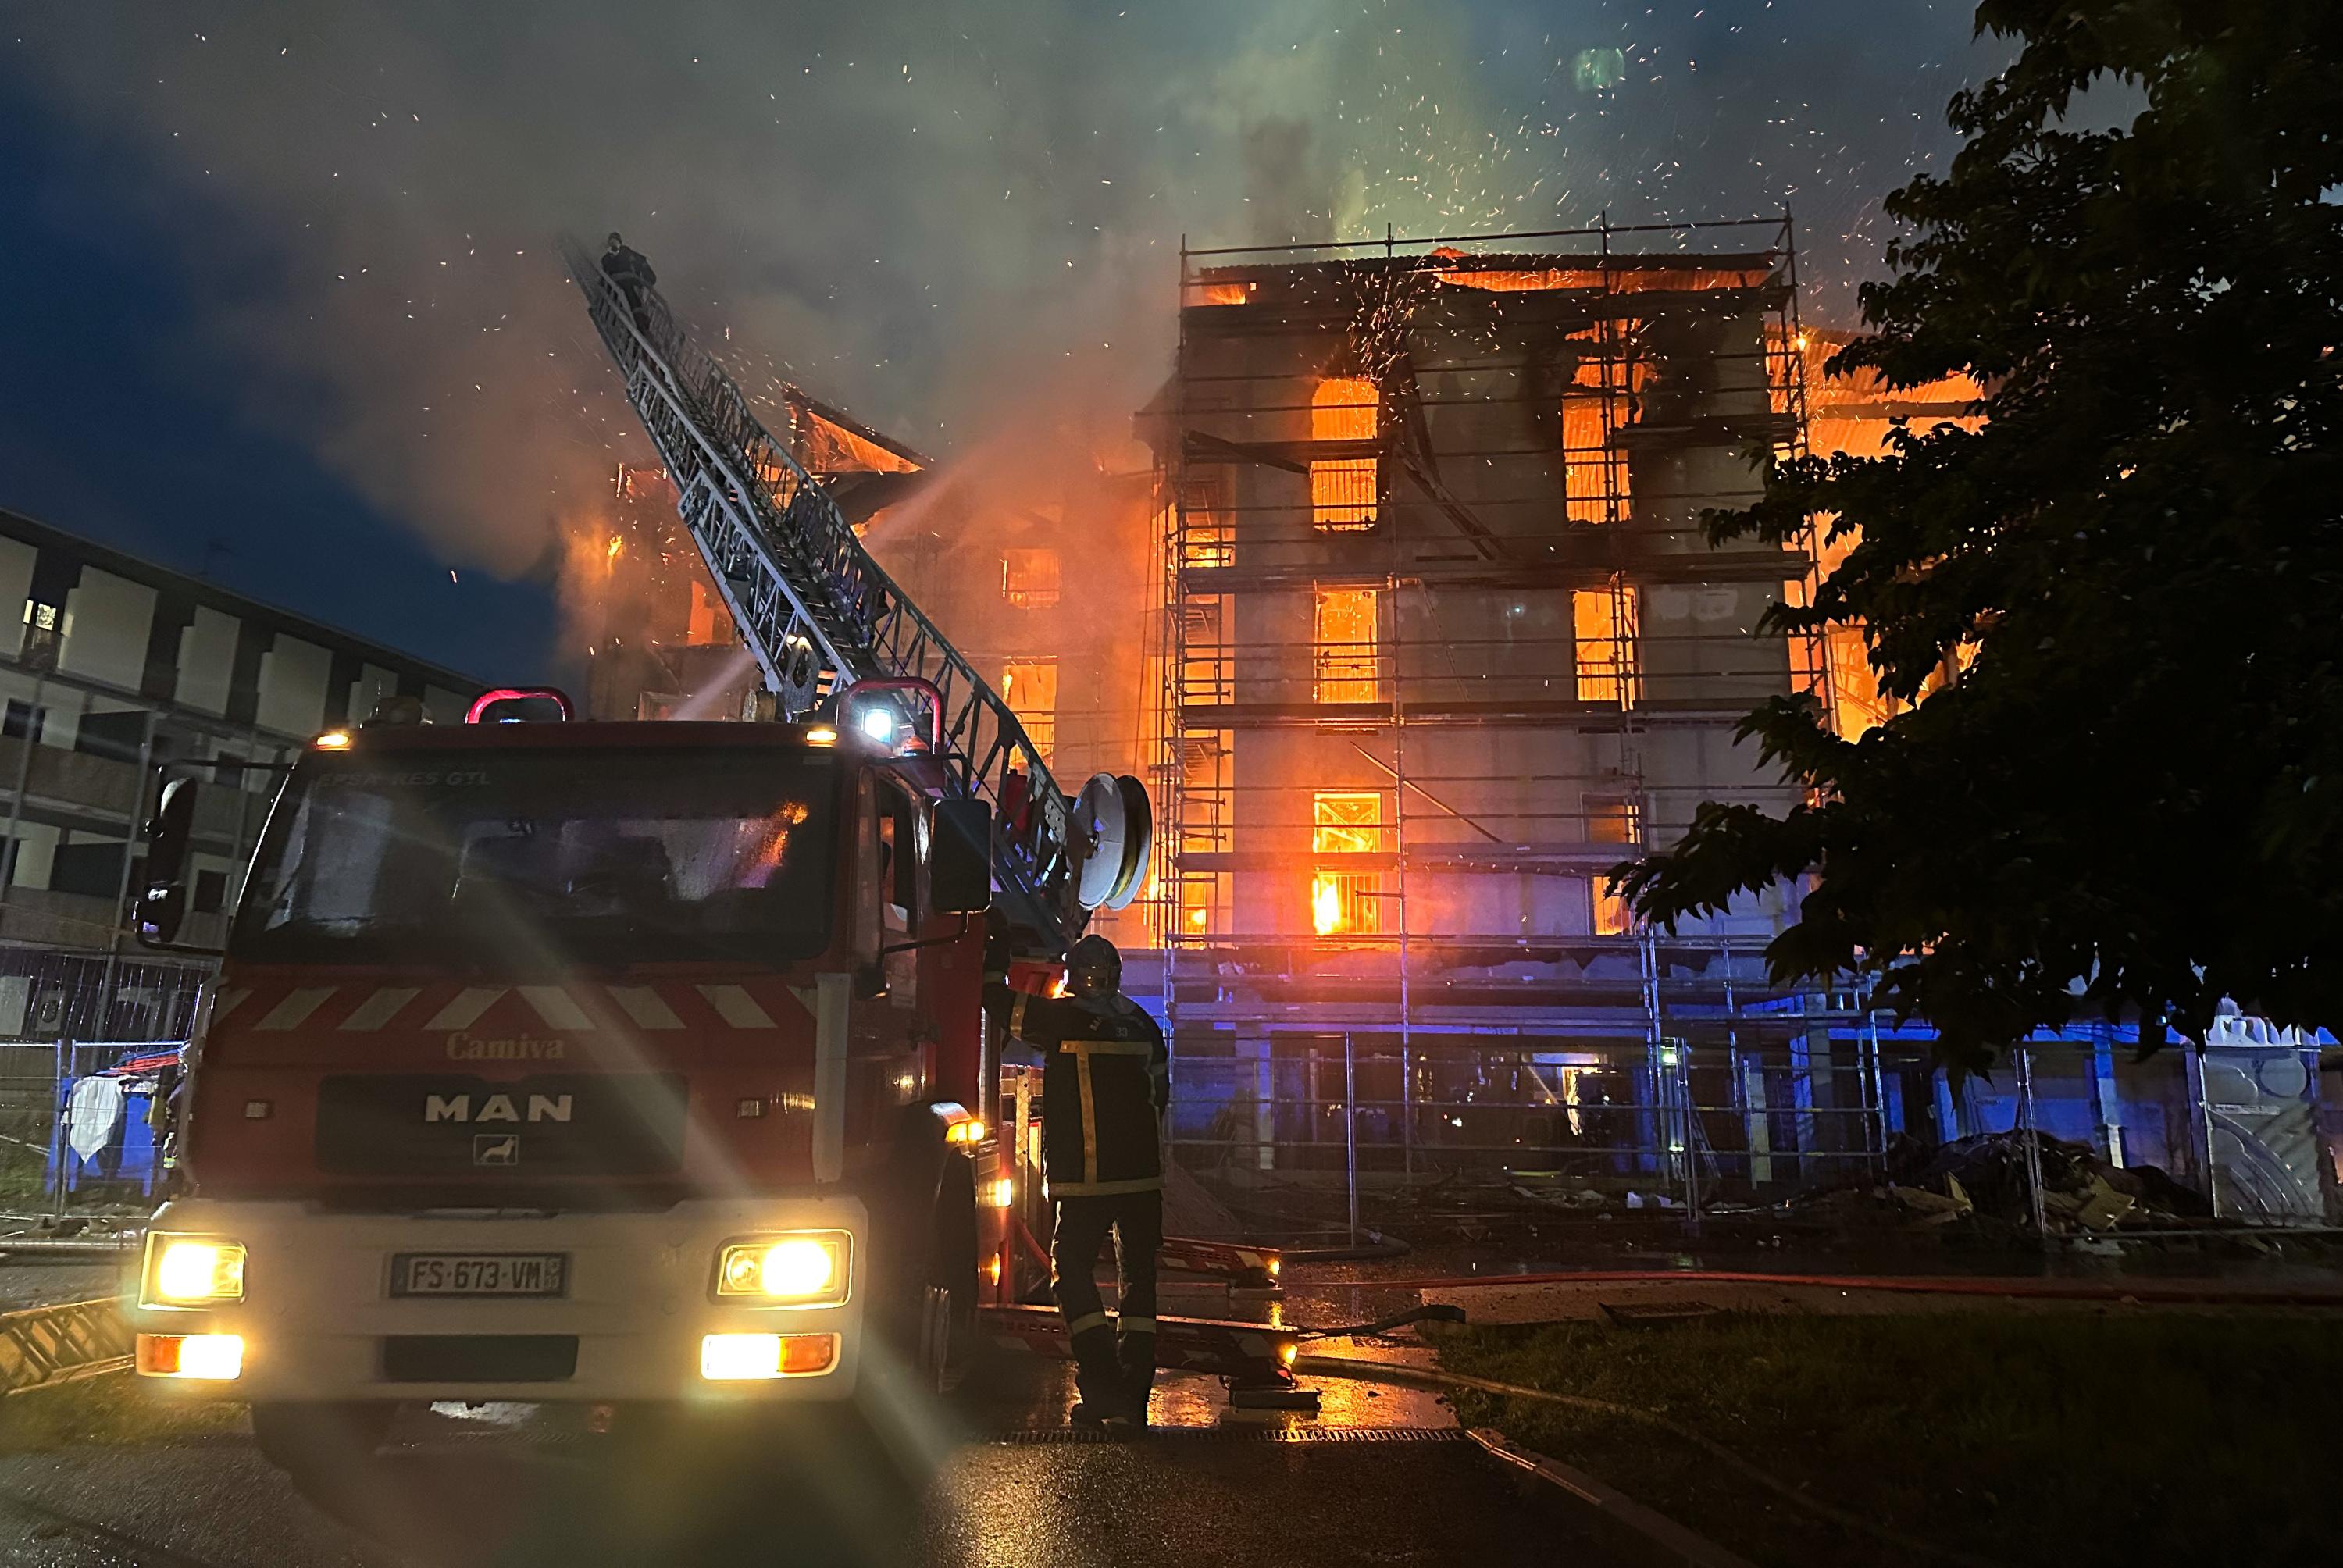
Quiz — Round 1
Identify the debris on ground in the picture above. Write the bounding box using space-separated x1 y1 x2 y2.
1899 1129 2213 1228
1776 1130 2214 1235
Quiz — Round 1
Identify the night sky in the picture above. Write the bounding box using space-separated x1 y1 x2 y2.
1 3 2002 683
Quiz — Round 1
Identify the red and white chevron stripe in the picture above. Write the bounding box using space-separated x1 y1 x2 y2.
207 980 812 1036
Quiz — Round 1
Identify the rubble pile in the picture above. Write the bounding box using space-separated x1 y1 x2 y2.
1888 1129 2212 1231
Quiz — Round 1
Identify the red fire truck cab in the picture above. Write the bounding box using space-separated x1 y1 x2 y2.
126 711 1007 1470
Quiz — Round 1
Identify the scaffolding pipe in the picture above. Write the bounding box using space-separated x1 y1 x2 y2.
1343 1031 1361 1243
2017 1045 2049 1237
2191 1047 2224 1219
1390 574 1414 1188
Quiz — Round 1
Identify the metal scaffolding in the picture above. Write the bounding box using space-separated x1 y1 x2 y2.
1143 216 1868 1217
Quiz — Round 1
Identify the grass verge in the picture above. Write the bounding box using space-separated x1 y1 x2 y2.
0 1372 242 1452
1434 1310 2341 1568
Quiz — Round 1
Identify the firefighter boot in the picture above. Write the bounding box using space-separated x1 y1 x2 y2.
1068 1325 1128 1427
1114 1329 1157 1428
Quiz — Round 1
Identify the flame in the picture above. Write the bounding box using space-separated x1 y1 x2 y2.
1311 874 1345 936
605 534 624 567
1425 246 1771 294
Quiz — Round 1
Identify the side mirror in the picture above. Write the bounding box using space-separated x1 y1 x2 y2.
930 798 993 915
134 776 199 946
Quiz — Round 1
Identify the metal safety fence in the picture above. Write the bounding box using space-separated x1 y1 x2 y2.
0 1297 132 1396
1164 1028 2343 1234
0 1039 180 1219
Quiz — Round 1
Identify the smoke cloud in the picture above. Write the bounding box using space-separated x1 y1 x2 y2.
6 2 1999 611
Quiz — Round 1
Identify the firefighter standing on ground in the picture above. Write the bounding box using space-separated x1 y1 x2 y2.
984 925 1168 1426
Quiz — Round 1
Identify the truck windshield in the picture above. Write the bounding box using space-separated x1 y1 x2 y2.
232 747 839 969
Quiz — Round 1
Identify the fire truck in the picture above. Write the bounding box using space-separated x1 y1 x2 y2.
121 244 1153 1474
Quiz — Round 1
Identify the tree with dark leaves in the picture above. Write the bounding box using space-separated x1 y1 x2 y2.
1619 1 2343 1075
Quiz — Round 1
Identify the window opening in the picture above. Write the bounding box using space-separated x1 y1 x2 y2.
1311 791 1386 937
1313 588 1380 704
1001 548 1063 609
1310 377 1379 531
1571 587 1640 707
1001 657 1059 766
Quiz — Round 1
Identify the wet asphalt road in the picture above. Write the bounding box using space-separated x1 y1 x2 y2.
0 1266 1645 1567
0 1433 1628 1567
0 1388 1632 1568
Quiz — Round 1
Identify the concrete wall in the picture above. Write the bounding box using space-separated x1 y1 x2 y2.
0 540 36 664
174 608 239 717
254 634 330 738
58 569 158 690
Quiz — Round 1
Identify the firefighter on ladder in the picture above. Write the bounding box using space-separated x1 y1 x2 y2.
600 232 657 331
985 923 1168 1427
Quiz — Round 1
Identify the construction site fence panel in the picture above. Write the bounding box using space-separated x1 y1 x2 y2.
1163 1032 2342 1229
0 1039 180 1220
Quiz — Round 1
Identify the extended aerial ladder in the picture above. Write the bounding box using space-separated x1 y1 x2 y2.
559 238 1143 951
559 242 1382 1407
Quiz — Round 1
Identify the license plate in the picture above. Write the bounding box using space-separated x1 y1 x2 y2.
390 1253 569 1299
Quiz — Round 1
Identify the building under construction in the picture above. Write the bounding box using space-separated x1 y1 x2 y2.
598 221 2333 1228
1121 219 2335 1228
1129 219 1856 1217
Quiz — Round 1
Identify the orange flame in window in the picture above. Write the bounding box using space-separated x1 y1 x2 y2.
1311 874 1345 936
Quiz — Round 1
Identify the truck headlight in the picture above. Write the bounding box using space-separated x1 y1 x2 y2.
712 1232 850 1306
141 1235 246 1307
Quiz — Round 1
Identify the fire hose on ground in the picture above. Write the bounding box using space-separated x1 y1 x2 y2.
1351 1266 2343 1308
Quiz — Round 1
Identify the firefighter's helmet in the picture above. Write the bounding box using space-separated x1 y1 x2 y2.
1068 934 1121 993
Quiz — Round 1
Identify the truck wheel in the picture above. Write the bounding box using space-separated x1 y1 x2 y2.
249 1401 395 1478
915 1285 954 1394
923 1170 979 1394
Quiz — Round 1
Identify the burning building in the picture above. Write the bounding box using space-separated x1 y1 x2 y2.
1136 219 1841 1211
857 440 1161 950
1796 328 1988 739
616 225 2331 1225
1114 223 2333 1226
581 385 1160 956
580 387 931 722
